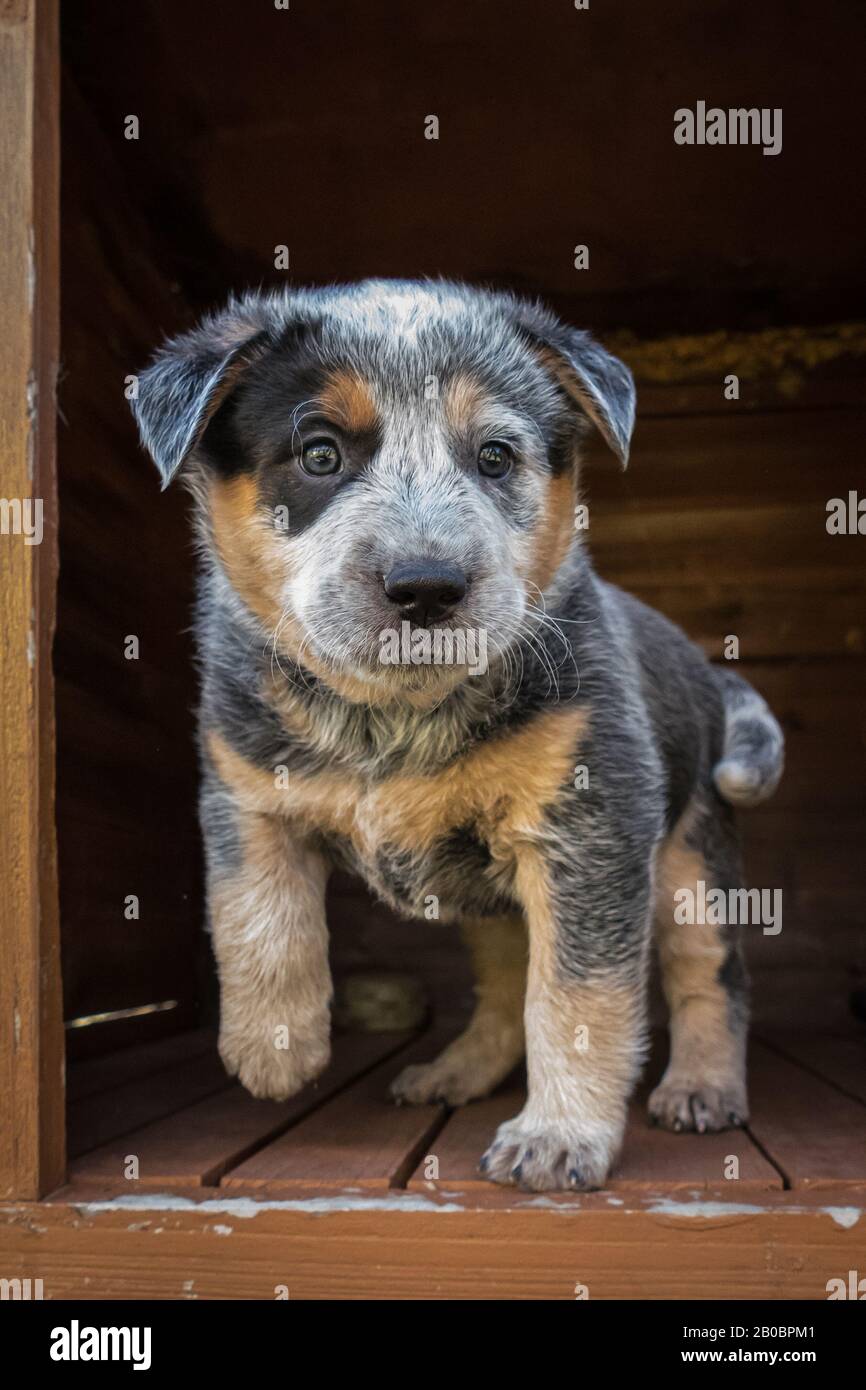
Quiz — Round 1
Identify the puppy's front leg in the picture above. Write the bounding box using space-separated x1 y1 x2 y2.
202 771 332 1101
481 843 651 1191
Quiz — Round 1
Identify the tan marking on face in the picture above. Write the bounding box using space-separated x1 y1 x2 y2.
533 342 618 460
318 368 379 434
653 806 747 1092
207 704 587 864
209 474 291 631
524 470 578 592
442 372 488 435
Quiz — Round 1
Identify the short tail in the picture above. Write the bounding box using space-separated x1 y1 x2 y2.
712 670 785 807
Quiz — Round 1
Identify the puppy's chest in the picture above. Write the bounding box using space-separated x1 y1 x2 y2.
286 762 522 920
278 704 588 919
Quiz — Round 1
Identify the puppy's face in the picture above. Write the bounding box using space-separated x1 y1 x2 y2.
133 281 634 701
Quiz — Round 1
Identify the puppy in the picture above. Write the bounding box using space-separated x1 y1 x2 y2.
131 280 784 1191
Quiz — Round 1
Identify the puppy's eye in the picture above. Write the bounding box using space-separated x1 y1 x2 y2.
477 441 513 479
301 439 342 476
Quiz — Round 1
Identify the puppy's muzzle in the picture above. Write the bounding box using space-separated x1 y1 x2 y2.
383 559 468 626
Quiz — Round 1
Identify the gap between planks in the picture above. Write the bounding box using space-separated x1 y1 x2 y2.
68 1027 433 1189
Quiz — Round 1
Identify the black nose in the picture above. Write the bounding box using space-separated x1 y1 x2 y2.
383 560 468 625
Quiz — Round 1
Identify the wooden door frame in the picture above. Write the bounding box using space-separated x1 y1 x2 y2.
0 0 63 1200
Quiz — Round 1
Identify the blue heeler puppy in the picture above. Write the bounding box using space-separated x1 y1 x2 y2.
131 280 784 1191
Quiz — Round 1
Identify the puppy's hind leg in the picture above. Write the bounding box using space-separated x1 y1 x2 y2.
390 914 526 1105
649 797 749 1133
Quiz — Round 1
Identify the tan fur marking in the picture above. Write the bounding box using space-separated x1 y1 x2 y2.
442 372 487 434
390 914 527 1105
651 807 748 1123
480 843 645 1188
516 844 643 1113
210 809 331 1101
208 705 587 865
525 471 578 593
318 368 379 434
209 475 291 631
534 343 619 461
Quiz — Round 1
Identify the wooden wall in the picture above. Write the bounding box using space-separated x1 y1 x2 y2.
56 79 201 1055
58 0 865 1046
62 0 866 334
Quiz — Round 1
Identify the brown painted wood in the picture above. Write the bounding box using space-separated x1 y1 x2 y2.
746 1040 866 1190
67 1050 232 1160
1 1188 863 1300
755 1033 866 1109
70 1031 418 1188
408 1081 782 1193
66 1028 216 1103
64 1 866 337
222 1029 458 1191
0 0 64 1201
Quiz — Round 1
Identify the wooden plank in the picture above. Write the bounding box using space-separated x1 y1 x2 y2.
66 1028 215 1103
624 586 866 661
0 0 63 1200
67 1050 232 1160
2 1189 864 1300
223 1029 456 1190
409 1081 781 1193
591 504 862 592
756 1033 866 1108
746 1040 866 1189
70 1031 418 1188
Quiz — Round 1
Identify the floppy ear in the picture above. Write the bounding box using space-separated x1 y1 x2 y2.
514 302 636 467
130 302 274 489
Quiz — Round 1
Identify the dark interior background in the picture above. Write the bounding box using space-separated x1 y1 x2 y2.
56 0 866 1058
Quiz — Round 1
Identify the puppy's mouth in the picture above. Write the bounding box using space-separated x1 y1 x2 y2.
290 563 526 694
299 609 493 692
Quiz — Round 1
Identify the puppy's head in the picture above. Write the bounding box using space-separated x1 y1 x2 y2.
132 280 634 701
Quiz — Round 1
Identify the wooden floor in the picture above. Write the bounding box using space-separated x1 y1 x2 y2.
2 1022 863 1299
63 1021 866 1196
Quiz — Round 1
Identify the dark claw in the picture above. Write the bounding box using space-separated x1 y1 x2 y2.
511 1163 523 1183
478 1153 489 1173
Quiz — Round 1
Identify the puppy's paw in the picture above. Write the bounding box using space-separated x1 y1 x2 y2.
389 1061 458 1106
648 1078 748 1133
479 1114 616 1192
219 1013 330 1102
389 1056 500 1107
